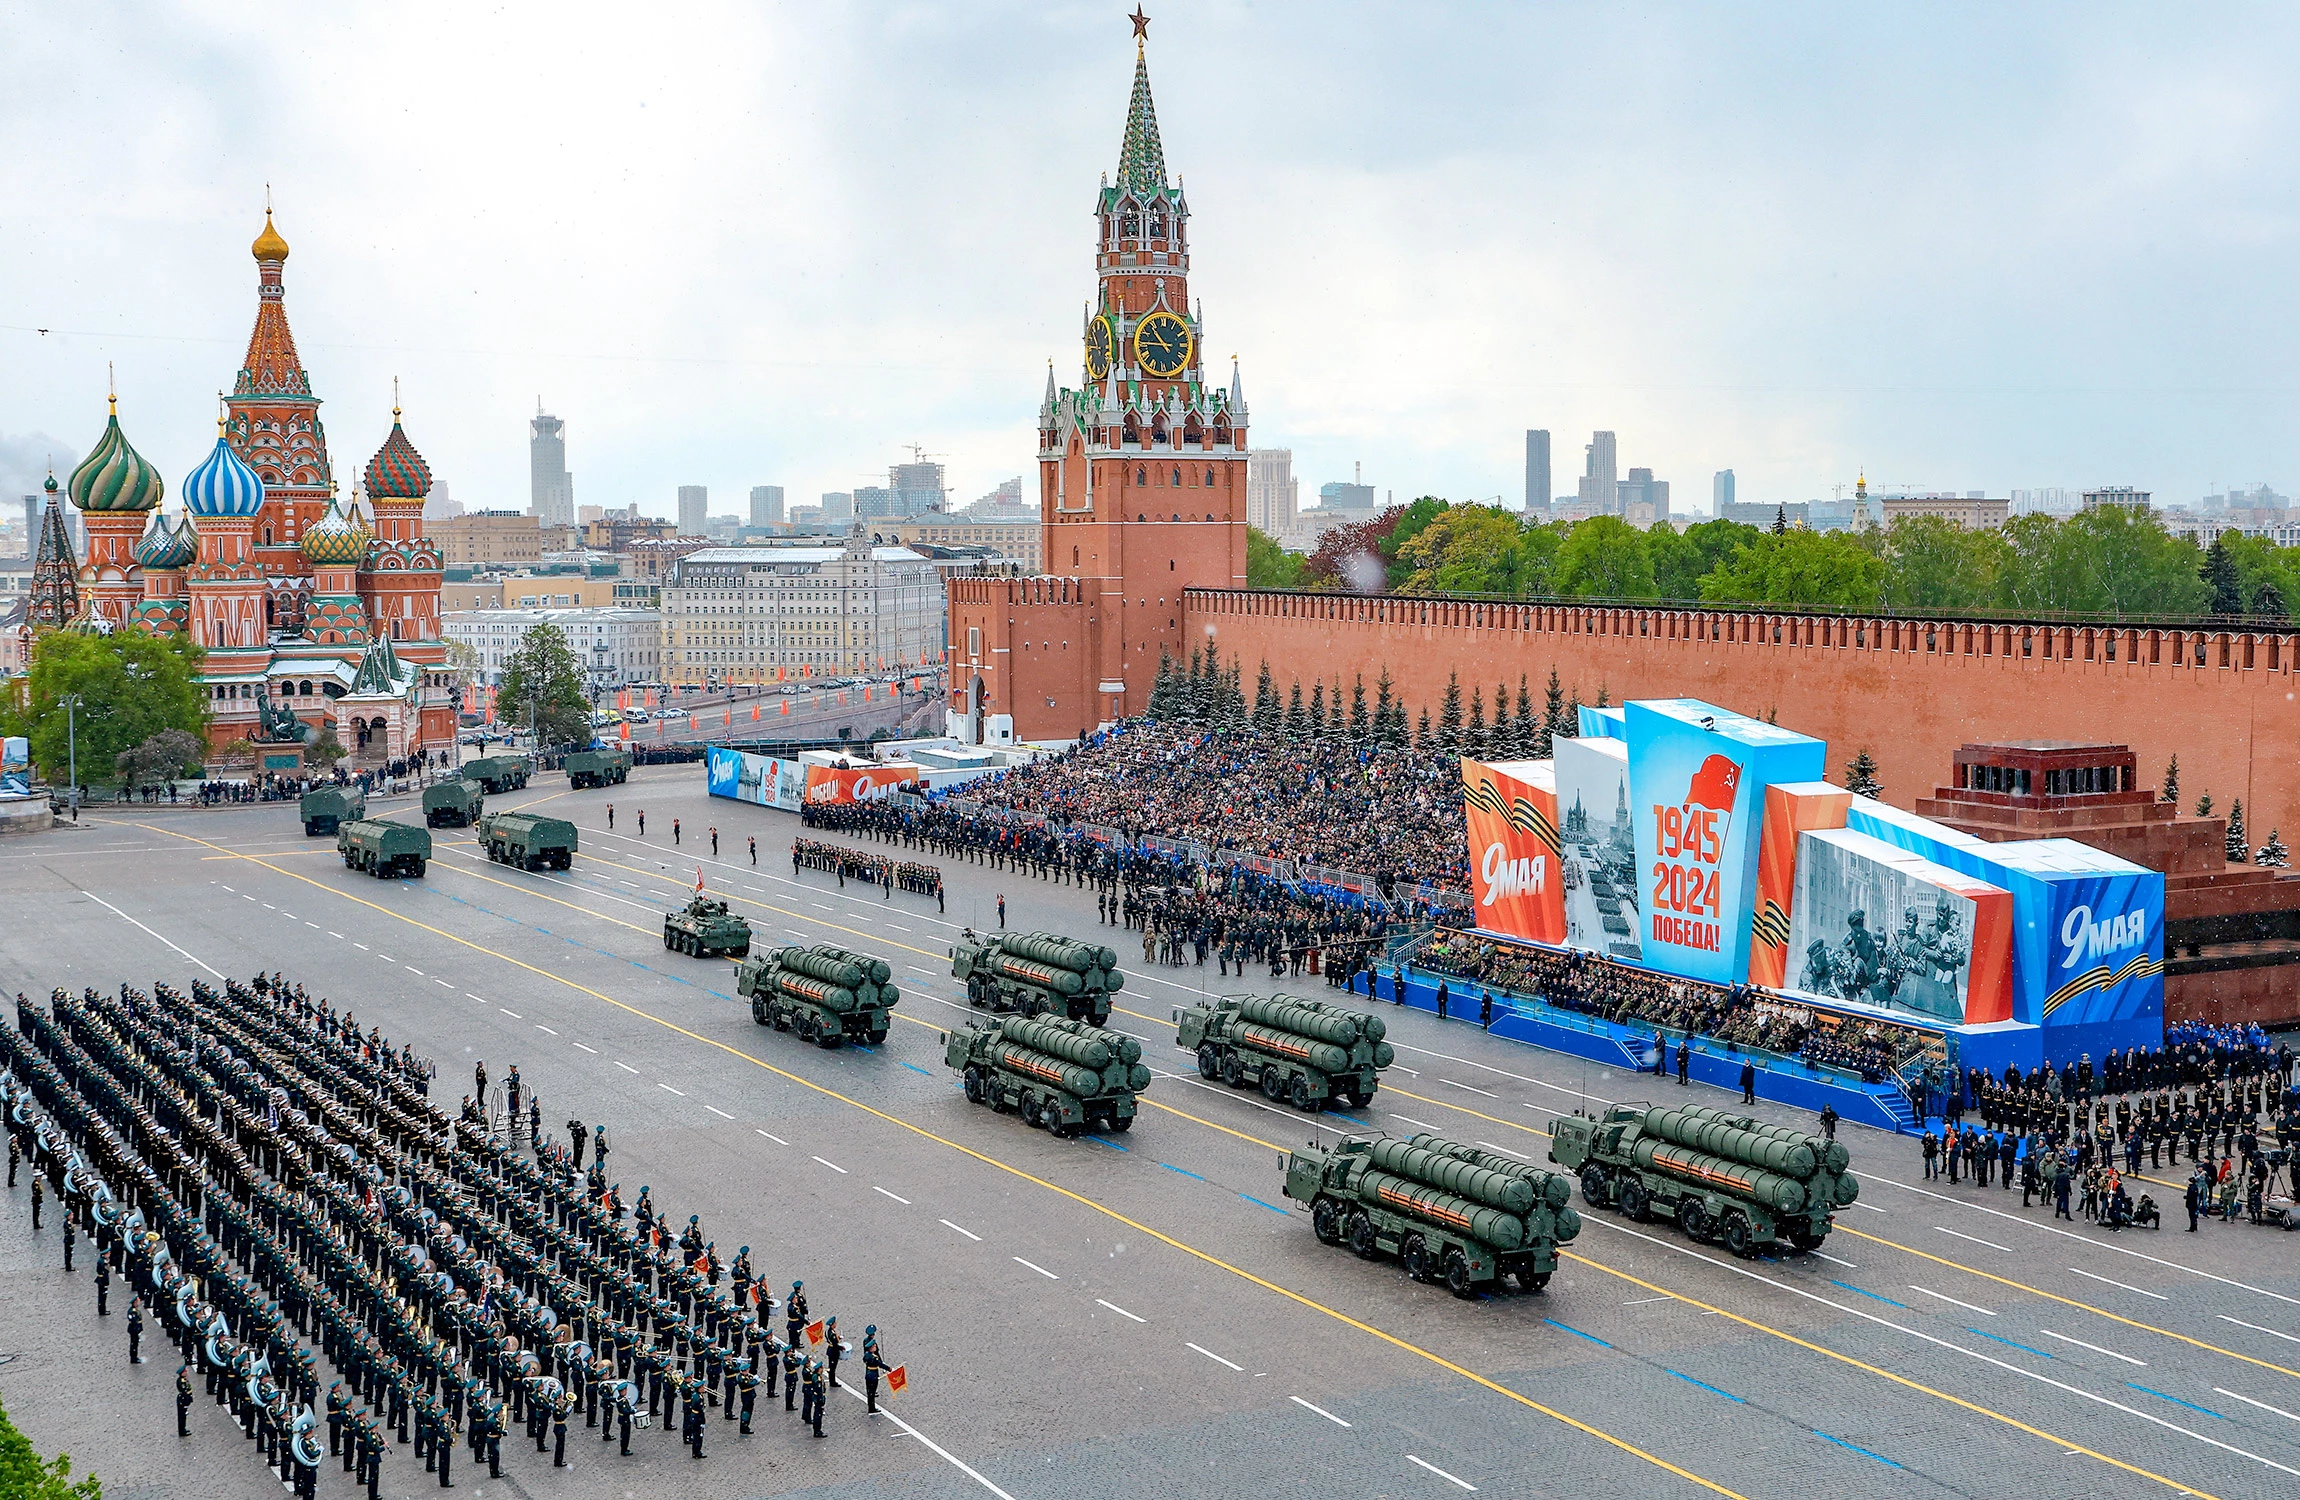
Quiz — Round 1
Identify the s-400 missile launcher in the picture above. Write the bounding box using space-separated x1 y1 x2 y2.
950 931 1123 1026
1546 1102 1857 1257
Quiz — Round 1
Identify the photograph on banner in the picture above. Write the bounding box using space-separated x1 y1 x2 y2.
1783 827 2011 1025
1552 736 1641 962
706 746 805 811
802 763 922 806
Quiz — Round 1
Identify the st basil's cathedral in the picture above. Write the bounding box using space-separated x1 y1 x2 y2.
22 207 457 764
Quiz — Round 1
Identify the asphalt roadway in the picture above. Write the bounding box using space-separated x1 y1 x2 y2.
2 764 2297 1500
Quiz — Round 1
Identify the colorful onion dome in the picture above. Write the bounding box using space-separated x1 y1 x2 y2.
181 434 266 518
44 471 58 495
133 513 199 570
363 407 432 500
301 495 372 565
68 399 165 513
252 207 290 263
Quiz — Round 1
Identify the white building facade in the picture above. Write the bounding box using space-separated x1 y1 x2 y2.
443 607 663 691
662 533 945 687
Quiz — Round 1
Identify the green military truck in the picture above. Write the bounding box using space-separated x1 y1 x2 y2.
663 894 752 958
299 784 367 838
564 745 632 790
461 755 532 795
337 819 433 879
475 811 576 872
945 1013 1148 1139
737 944 898 1047
1284 1131 1581 1297
1177 994 1395 1112
1547 1102 1858 1257
422 778 484 828
951 931 1124 1026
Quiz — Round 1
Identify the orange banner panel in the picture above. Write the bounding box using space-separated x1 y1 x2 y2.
802 765 921 805
1462 757 1566 945
1750 782 1852 988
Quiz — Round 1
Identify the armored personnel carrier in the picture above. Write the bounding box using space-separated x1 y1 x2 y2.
421 778 484 828
564 745 632 790
1177 994 1394 1111
1284 1131 1580 1296
298 784 366 838
337 819 433 879
951 931 1123 1025
1547 1102 1857 1256
945 1013 1147 1138
475 811 576 871
663 894 753 959
737 944 896 1046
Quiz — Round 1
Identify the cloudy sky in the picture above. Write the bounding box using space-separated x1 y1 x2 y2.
4 2 2297 524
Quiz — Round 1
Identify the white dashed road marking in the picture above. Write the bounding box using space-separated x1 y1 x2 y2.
1291 1396 1350 1426
873 1186 910 1204
1013 1257 1059 1280
1096 1299 1144 1322
940 1220 980 1241
1408 1455 1477 1491
1187 1342 1242 1371
814 1155 846 1173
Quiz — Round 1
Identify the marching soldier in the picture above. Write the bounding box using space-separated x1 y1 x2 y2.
61 1214 74 1271
733 1357 759 1434
358 1411 386 1500
861 1326 888 1414
824 1314 845 1387
5 1133 15 1189
177 1364 194 1437
785 1280 808 1348
327 1381 349 1457
781 1340 803 1412
27 1173 38 1231
686 1377 707 1460
552 1389 571 1468
802 1355 827 1438
126 1297 142 1363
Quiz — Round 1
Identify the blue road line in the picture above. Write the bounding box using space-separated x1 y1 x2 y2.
898 1061 933 1077
2126 1383 2225 1419
1161 1164 1206 1181
1813 1432 1901 1469
1322 1112 1370 1127
851 1043 877 1053
1829 1280 1909 1309
1666 1370 1743 1403
1542 1318 1613 1348
1967 1328 2053 1360
1238 1194 1289 1214
1086 1134 1130 1152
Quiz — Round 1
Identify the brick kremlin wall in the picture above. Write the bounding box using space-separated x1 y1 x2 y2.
1189 588 2300 850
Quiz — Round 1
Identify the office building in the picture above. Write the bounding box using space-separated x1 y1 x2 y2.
1318 462 1377 512
663 533 946 685
2082 487 2151 511
529 405 574 526
1247 449 1298 535
677 485 708 536
1718 500 1808 530
890 460 947 517
750 485 785 527
1713 470 1734 512
819 492 855 522
1524 430 1551 512
853 485 897 520
443 606 661 690
875 516 1042 573
1879 494 2011 529
433 511 562 569
1617 467 1669 526
1577 431 1618 513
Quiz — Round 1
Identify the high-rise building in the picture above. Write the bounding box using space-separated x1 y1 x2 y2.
677 485 707 536
1617 467 1670 525
1524 430 1550 512
750 485 785 526
1713 470 1734 512
818 492 854 522
1246 449 1297 535
1577 431 1618 513
19 495 36 559
890 460 946 517
529 404 573 526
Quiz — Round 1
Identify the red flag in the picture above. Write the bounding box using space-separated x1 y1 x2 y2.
1686 753 1743 811
885 1364 907 1395
804 1319 825 1347
779 700 790 716
751 703 760 721
723 706 732 726
619 721 630 743
694 865 705 894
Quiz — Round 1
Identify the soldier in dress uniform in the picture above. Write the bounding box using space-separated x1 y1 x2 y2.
802 1355 827 1437
177 1364 195 1436
861 1326 888 1414
733 1356 759 1433
786 1280 808 1347
552 1388 571 1467
782 1340 803 1411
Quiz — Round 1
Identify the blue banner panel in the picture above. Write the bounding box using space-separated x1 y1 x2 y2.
1625 700 1826 985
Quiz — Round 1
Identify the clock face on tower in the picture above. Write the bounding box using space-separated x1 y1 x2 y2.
1132 310 1194 380
1085 315 1115 383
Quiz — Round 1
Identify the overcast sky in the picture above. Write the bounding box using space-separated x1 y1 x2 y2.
4 2 2298 524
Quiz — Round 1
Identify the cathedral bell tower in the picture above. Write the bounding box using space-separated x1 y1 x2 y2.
952 10 1249 740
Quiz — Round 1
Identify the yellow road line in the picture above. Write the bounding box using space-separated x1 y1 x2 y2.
1562 1252 2225 1499
1837 1225 2300 1386
130 819 1746 1500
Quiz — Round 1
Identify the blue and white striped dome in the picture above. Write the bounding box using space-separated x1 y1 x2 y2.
181 435 265 518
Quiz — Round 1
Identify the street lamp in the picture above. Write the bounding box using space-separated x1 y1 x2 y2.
57 692 81 822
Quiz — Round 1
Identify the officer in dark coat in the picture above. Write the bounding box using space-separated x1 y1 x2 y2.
177 1365 194 1436
861 1327 888 1414
734 1357 759 1433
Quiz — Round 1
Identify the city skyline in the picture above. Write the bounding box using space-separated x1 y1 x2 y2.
6 5 2300 525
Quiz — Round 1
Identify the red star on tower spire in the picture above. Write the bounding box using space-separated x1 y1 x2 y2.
1130 7 1150 44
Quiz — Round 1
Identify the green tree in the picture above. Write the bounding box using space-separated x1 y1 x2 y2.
1246 526 1308 588
1349 673 1370 740
2201 535 2245 617
1881 514 2011 611
0 1385 100 1500
497 621 593 751
1284 680 1307 740
2226 799 2248 863
1150 652 1180 720
1538 667 1564 756
1377 496 1454 589
1308 678 1328 738
2215 532 2300 621
1415 707 1432 750
3 629 208 786
1372 668 1397 746
114 728 202 790
2195 793 2214 819
1650 518 1761 600
2258 829 2288 868
1465 685 1487 755
1701 528 1885 610
1251 659 1276 733
1438 672 1463 750
1772 504 1788 535
1513 674 1535 758
307 721 347 771
1391 505 1552 595
2160 754 2179 806
1553 515 1657 599
1843 747 1883 799
2001 507 2207 618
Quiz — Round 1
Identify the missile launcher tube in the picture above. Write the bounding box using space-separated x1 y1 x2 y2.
1366 1138 1536 1214
1628 1138 1809 1214
1647 1108 1817 1178
1235 996 1366 1047
782 949 868 989
1232 1022 1357 1077
1354 1169 1527 1252
1417 1138 1576 1211
997 1015 1137 1069
988 1044 1106 1100
986 954 1085 995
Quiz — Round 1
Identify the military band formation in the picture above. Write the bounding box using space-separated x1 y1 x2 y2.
0 972 902 1495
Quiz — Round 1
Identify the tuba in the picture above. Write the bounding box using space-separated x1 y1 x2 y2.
289 1405 325 1468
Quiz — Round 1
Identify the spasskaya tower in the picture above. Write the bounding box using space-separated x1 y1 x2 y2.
947 9 1249 743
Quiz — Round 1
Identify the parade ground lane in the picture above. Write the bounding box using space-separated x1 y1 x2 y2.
0 778 2280 1498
